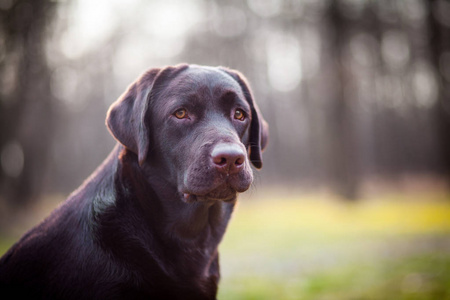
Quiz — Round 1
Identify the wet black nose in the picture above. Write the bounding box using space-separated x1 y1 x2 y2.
211 143 245 174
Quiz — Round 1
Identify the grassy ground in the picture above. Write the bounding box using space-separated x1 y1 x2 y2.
218 253 450 300
1 190 449 299
217 191 450 300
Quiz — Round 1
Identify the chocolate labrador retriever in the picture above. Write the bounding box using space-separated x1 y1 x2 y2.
0 64 268 299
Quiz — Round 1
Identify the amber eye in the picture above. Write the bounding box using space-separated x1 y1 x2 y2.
234 109 245 121
174 108 187 119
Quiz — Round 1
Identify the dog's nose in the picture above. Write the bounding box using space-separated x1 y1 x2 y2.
211 143 245 174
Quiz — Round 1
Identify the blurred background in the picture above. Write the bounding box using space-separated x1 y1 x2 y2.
1 0 450 299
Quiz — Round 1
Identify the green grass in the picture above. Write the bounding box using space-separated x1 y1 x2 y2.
0 236 16 257
1 190 450 299
217 191 450 299
218 254 450 300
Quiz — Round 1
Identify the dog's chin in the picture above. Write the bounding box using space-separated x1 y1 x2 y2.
181 187 238 204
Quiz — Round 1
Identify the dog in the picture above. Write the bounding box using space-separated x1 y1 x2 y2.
0 64 268 299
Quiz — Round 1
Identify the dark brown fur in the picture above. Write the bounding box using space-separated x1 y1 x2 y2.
0 64 268 299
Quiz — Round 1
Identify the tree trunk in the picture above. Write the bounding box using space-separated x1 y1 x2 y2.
0 0 56 211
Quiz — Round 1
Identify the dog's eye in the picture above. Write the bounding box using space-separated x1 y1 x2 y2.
174 108 188 119
234 109 245 121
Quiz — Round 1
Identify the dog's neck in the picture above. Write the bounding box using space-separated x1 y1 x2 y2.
115 148 236 245
83 146 230 295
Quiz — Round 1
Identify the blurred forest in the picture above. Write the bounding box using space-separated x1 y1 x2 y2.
2 1 450 299
1 0 450 216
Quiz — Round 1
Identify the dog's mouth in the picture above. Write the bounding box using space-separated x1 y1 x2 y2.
182 194 236 203
181 185 237 203
180 157 253 204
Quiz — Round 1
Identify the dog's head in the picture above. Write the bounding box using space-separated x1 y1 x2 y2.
106 64 268 203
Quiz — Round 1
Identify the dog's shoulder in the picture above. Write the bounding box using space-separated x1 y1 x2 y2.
0 151 123 295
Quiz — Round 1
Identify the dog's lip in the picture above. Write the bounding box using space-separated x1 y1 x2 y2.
181 192 236 203
181 182 239 203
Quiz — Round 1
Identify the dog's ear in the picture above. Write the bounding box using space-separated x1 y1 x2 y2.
106 64 189 165
219 67 269 169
